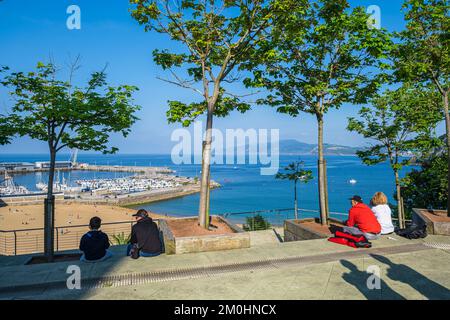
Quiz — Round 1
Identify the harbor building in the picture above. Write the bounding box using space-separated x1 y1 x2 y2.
0 162 35 172
34 161 73 169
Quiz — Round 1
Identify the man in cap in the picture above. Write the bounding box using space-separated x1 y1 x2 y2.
343 195 381 240
127 209 163 257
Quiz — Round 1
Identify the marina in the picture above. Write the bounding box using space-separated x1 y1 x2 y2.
0 156 202 206
74 176 182 194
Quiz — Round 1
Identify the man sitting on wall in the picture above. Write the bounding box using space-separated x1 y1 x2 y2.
127 209 163 258
79 216 112 262
344 195 381 240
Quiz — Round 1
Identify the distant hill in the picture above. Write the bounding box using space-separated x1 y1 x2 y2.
278 139 359 155
229 139 359 155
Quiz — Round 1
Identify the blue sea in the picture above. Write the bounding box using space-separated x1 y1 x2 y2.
0 154 411 224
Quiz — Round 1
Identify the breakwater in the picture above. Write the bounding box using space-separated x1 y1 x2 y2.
0 164 173 175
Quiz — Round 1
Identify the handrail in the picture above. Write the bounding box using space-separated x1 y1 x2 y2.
0 219 150 256
219 207 411 222
220 207 348 217
0 219 143 234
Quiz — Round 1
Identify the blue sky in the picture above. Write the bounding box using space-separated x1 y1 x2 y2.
0 0 438 154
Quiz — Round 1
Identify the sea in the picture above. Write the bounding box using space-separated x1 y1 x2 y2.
0 154 412 224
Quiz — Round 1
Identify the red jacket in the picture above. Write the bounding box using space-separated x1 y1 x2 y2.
346 203 381 234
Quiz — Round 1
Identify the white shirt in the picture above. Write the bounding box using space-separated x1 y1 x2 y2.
371 204 395 234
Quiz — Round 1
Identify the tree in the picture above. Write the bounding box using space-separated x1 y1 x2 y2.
275 161 312 219
243 214 271 231
347 85 441 228
402 153 448 216
0 115 16 145
111 232 132 245
0 67 15 145
129 0 273 228
394 0 450 216
245 0 392 225
1 61 140 261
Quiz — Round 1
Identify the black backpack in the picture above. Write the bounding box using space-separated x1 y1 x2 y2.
395 224 427 239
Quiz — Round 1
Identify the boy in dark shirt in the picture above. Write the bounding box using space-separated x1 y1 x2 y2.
79 216 112 262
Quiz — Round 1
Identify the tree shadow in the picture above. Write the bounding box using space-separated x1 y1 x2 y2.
340 260 405 300
370 254 450 300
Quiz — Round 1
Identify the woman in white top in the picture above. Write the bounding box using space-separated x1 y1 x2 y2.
371 192 395 234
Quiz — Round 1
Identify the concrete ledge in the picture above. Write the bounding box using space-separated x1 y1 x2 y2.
284 218 344 241
413 208 450 236
0 193 64 206
159 216 250 255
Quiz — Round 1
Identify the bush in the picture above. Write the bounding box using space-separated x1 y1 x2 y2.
111 232 131 245
401 154 448 216
243 214 271 231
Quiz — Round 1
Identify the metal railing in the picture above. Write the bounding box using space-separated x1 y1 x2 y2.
219 207 410 228
0 220 143 256
1 207 411 256
219 207 345 227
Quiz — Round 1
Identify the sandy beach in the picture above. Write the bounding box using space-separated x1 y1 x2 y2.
0 203 174 255
0 202 169 231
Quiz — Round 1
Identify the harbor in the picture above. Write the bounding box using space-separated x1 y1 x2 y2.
0 156 218 207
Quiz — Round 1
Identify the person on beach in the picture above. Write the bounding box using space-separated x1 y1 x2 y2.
370 192 395 235
127 209 163 258
343 195 381 240
79 216 112 262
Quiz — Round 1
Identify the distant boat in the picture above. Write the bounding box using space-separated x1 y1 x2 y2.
349 179 357 184
233 166 238 170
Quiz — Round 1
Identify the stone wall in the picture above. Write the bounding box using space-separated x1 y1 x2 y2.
0 193 65 206
159 216 250 255
284 218 327 241
284 217 343 242
412 208 450 236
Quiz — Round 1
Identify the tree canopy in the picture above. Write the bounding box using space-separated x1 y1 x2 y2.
130 0 273 126
348 84 442 227
347 85 442 171
402 154 448 214
1 62 141 154
394 0 449 92
276 161 313 184
244 0 392 117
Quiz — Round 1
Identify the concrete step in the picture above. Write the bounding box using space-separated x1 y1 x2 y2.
249 228 283 246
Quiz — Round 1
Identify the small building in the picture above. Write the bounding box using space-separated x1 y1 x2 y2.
34 161 73 169
0 162 35 172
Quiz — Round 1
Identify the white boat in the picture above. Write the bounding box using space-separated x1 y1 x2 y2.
0 172 30 195
349 179 357 184
35 171 81 193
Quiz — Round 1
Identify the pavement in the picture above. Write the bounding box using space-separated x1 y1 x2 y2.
0 230 450 300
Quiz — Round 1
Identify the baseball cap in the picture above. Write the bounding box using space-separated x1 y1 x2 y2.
132 209 149 218
349 195 363 203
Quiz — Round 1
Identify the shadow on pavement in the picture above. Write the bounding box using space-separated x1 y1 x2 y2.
370 254 450 300
340 259 405 300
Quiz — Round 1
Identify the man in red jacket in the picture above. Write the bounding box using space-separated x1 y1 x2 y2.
344 195 381 240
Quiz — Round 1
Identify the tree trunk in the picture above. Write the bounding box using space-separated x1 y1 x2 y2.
394 171 405 229
443 91 450 217
317 115 328 225
198 110 214 228
323 158 329 215
44 148 56 261
294 181 298 220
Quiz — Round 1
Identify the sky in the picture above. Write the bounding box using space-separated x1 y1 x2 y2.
0 0 442 154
